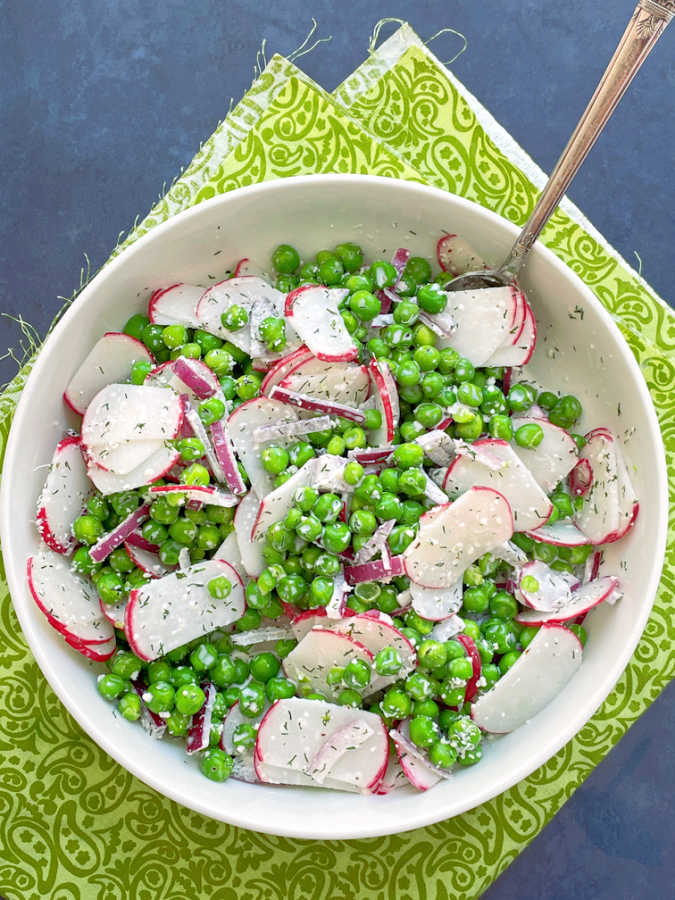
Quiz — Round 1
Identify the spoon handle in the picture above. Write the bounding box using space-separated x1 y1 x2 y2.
500 0 673 281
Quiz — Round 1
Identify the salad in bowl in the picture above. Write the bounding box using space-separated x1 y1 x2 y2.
28 232 638 794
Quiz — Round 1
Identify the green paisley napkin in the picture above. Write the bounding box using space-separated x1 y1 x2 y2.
1 25 673 900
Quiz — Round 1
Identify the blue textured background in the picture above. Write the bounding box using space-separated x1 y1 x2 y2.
1 0 673 896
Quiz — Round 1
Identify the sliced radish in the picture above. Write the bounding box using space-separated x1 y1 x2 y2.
70 634 117 662
145 358 220 401
307 719 375 784
375 753 409 795
344 555 405 585
230 625 294 648
328 613 416 692
252 414 335 445
608 438 639 542
367 358 399 445
130 678 167 739
182 404 226 484
124 559 244 661
173 358 219 399
282 628 373 701
280 364 370 408
250 461 315 542
433 286 518 367
148 484 238 507
207 420 250 494
471 624 583 733
269 385 365 424
574 431 621 544
415 430 455 467
185 682 217 754
125 530 158 552
403 487 513 589
491 540 528 567
82 384 184 448
87 443 179 494
290 608 328 641
455 633 482 702
484 301 536 367
353 519 396 564
64 333 154 416
233 490 265 577
312 454 355 493
429 615 465 642
36 435 93 555
390 724 445 790
89 502 151 563
260 345 314 396
148 283 203 327
443 439 552 531
391 247 411 277
85 438 165 475
196 277 285 353
436 233 486 275
124 542 170 578
227 396 300 498
284 285 357 362
254 698 388 791
511 417 578 493
515 576 621 626
100 596 128 630
569 457 593 497
213 530 245 581
525 521 589 547
27 551 114 644
325 570 349 619
219 700 261 783
409 578 463 621
422 472 449 506
516 560 578 611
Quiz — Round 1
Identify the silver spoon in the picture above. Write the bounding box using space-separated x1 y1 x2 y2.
447 0 673 292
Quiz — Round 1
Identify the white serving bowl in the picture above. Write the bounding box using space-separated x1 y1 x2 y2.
1 175 667 839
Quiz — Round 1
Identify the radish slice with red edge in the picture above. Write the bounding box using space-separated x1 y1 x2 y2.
525 520 589 547
515 576 621 626
85 438 166 476
284 285 357 362
282 628 373 701
327 612 416 693
375 753 409 794
511 416 578 493
99 596 128 631
569 457 593 497
260 345 314 396
250 459 316 542
278 358 370 406
209 420 248 494
70 634 117 662
353 519 396 564
148 283 203 328
436 233 486 275
409 578 463 622
403 487 513 589
391 247 411 277
227 396 300 499
173 357 219 398
252 414 334 445
471 624 583 733
196 277 285 353
484 300 537 367
254 697 388 792
125 530 158 552
455 633 482 702
325 570 349 619
82 384 185 448
130 678 167 739
183 404 226 484
124 558 244 661
516 560 578 611
344 554 405 585
429 615 465 642
27 551 114 645
574 431 622 544
148 484 239 507
123 542 169 578
390 722 450 788
432 286 517 367
443 439 552 532
89 502 151 563
87 443 181 494
64 333 154 416
233 490 265 577
367 358 398 445
307 719 375 784
36 435 92 555
269 385 366 423
185 682 217 754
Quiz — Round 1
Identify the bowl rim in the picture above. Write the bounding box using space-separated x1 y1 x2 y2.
1 173 668 838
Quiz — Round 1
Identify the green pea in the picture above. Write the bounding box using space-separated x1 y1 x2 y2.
489 590 518 619
373 492 403 522
454 412 484 441
97 673 128 702
515 423 544 449
177 437 205 463
417 640 448 670
313 553 340 577
343 659 371 689
312 493 343 523
481 618 517 655
414 402 443 428
334 242 363 273
259 316 287 351
409 715 438 748
180 342 202 359
369 260 398 288
489 414 513 441
249 652 280 683
413 345 440 372
538 391 558 411
107 547 134 574
428 740 457 769
374 647 402 676
72 514 103 546
118 691 142 721
417 284 447 314
499 650 522 674
398 468 426 497
399 499 424 525
288 441 315 467
567 623 587 646
204 348 233 375
200 748 234 782
511 532 535 554
322 522 351 553
235 372 263 401
97 571 125 605
276 274 298 292
552 491 574 519
549 395 583 428
144 680 174 713
405 256 432 284
348 290 380 322
462 584 491 614
507 383 536 412
420 371 444 400
275 639 298 660
172 683 204 716
124 313 150 341
272 244 300 273
343 461 365 486
161 324 188 349
381 688 412 719
438 347 460 374
533 541 557 563
277 574 308 604
457 382 483 407
393 442 424 469
393 300 419 326
260 445 290 475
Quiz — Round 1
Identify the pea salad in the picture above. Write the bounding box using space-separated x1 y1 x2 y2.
29 234 638 792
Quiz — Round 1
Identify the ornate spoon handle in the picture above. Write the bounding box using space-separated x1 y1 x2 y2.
499 0 673 282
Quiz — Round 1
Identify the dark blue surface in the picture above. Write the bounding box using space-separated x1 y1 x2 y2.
1 1 673 896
